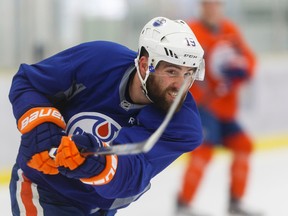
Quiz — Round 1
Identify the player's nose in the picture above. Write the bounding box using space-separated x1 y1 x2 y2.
172 75 186 89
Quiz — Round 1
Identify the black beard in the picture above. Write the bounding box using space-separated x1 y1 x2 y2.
146 75 186 113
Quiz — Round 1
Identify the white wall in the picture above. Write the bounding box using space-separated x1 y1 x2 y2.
0 72 20 169
238 54 288 136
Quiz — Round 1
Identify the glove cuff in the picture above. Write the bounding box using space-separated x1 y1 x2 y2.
80 143 118 186
18 107 66 134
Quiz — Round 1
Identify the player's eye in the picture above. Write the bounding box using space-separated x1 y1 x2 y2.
186 68 198 79
166 70 178 77
184 72 193 78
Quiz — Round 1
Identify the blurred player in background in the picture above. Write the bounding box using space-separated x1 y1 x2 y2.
9 17 206 216
176 0 258 215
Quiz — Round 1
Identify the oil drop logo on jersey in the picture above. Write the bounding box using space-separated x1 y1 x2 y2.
66 112 121 143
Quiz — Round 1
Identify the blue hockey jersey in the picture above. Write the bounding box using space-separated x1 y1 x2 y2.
9 41 203 214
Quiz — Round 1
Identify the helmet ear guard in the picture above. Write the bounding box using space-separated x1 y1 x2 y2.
195 59 205 81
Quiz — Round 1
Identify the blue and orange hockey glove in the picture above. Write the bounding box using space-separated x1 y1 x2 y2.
18 107 66 175
222 67 248 81
55 133 118 185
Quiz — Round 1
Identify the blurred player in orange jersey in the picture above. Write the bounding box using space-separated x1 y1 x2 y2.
176 0 259 215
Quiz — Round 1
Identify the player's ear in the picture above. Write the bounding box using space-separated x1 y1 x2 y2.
138 56 148 78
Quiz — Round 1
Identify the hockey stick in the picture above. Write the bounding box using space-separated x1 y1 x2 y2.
49 79 189 157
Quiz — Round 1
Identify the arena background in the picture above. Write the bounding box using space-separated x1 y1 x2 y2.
1 0 288 215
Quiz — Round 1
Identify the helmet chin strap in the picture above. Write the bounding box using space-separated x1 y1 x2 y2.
134 58 154 103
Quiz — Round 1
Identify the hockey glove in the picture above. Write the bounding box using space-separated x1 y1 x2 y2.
222 67 248 81
18 107 66 175
55 133 118 185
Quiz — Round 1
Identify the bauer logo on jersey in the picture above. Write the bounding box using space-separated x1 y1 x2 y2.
66 112 121 143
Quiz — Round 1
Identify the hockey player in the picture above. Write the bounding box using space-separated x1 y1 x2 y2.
176 0 258 215
9 17 205 215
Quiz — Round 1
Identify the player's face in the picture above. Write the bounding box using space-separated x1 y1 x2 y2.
146 61 196 112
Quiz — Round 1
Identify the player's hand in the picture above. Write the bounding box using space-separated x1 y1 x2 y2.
221 55 248 81
20 122 66 174
55 133 118 185
17 107 66 175
222 67 247 81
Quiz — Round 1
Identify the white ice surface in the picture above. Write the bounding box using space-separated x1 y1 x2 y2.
1 148 288 216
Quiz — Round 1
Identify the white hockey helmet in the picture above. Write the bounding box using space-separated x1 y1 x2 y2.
135 17 205 97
